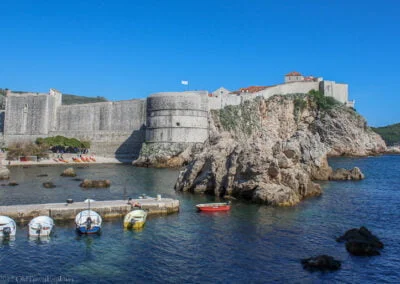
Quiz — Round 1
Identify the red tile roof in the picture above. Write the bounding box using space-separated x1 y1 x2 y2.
285 71 302 76
238 86 269 93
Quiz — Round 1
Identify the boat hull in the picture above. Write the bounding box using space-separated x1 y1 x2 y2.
0 216 17 238
123 210 147 229
28 216 54 237
75 210 102 235
123 221 145 229
196 203 231 212
76 226 101 234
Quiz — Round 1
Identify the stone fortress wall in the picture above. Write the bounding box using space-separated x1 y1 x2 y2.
1 72 354 159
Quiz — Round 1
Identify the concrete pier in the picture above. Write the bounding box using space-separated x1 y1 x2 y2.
0 198 180 222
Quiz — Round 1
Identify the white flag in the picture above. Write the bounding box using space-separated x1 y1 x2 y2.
181 80 188 85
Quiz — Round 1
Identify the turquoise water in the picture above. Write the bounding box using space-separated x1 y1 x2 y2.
0 156 399 283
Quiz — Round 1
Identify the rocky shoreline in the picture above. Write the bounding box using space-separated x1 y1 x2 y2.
173 94 386 206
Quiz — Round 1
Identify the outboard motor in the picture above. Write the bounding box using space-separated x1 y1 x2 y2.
36 224 42 236
3 227 11 237
86 217 92 231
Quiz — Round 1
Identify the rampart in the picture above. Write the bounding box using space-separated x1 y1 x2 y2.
0 73 353 159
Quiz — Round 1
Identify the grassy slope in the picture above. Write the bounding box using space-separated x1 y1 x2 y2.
372 123 400 146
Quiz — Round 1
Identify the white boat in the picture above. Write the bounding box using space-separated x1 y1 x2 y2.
123 209 147 229
0 216 16 238
75 210 102 234
28 216 54 237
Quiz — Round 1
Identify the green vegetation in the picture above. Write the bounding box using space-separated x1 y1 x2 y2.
62 94 108 105
293 95 307 121
215 99 260 137
372 123 400 146
308 90 341 111
7 142 50 160
36 135 90 148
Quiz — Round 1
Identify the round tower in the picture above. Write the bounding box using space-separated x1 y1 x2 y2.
146 91 209 144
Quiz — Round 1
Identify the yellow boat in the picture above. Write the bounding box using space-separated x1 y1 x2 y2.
123 209 147 229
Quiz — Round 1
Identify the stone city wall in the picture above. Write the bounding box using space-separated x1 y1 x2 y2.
0 77 351 159
55 99 146 157
5 93 52 136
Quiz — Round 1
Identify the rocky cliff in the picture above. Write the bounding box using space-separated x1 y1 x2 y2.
174 94 386 206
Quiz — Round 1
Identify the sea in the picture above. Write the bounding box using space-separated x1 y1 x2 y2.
0 155 399 283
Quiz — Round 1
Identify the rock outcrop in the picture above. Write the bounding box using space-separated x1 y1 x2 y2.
133 143 198 168
175 94 386 206
0 166 10 180
43 182 56 188
329 167 365 180
61 167 76 177
301 255 341 271
337 226 383 256
80 179 111 188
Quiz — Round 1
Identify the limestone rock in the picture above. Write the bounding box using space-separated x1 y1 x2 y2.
0 167 10 180
330 167 365 180
337 226 383 256
61 167 76 177
80 179 111 188
174 95 385 206
385 146 400 154
133 142 201 168
301 255 341 271
43 182 56 188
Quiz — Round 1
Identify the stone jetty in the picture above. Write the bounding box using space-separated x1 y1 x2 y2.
0 198 180 222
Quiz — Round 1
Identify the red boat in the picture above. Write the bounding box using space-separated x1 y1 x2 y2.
196 202 231 212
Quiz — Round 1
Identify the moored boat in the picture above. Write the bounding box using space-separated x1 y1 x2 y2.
0 216 16 238
28 216 54 237
123 209 148 229
75 210 102 234
196 202 231 212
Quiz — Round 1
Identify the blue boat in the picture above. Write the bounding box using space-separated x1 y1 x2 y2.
75 210 102 234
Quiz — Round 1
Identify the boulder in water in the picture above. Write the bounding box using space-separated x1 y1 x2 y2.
61 167 76 177
43 182 56 188
8 181 18 186
337 226 383 256
301 255 341 271
79 179 111 188
330 167 365 180
0 167 10 180
37 174 49 177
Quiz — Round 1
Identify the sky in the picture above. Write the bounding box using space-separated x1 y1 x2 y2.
0 0 399 127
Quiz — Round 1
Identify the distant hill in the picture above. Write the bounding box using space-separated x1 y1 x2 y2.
62 94 108 105
372 123 400 146
0 89 7 109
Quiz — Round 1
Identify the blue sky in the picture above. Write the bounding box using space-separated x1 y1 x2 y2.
0 0 399 126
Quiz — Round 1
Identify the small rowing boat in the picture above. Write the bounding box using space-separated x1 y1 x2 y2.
196 202 231 212
123 209 148 229
28 216 54 237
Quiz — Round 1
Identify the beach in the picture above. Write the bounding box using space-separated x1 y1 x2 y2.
1 155 133 166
